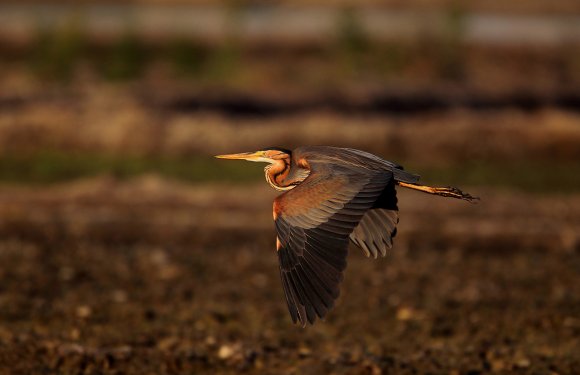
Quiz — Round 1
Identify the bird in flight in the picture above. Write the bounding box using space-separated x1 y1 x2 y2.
216 146 478 326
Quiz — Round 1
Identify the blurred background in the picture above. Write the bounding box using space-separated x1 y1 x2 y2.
0 0 579 373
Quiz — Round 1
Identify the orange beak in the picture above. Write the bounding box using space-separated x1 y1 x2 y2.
215 151 268 162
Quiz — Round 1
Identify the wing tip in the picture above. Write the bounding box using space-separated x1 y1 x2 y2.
282 267 341 327
292 307 330 327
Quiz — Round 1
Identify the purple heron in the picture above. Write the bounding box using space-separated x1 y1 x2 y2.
216 146 478 326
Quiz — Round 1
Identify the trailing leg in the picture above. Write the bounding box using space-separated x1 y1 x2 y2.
397 181 479 203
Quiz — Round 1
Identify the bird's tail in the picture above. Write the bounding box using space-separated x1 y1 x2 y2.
397 182 479 203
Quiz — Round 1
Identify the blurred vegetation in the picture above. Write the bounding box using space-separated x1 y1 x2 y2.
99 32 148 81
0 6 571 93
207 3 242 81
2 6 578 195
336 7 370 74
1 151 579 194
411 160 580 194
29 17 87 81
18 33 471 86
21 28 244 83
436 2 466 81
0 3 575 91
166 38 208 77
0 151 263 185
5 9 475 85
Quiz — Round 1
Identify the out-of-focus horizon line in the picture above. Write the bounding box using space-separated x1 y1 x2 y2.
0 0 579 13
0 3 579 46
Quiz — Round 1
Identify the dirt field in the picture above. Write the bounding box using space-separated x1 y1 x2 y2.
0 7 579 371
0 86 578 374
0 178 578 374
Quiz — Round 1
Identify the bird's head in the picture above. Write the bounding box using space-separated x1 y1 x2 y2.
215 147 291 164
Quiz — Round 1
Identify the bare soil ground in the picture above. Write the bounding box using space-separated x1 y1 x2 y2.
0 178 578 374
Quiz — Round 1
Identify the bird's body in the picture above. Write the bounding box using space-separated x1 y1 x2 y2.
216 146 477 326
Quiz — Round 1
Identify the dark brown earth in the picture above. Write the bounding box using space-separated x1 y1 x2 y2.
0 178 578 374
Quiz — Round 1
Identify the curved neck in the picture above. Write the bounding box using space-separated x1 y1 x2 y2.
265 157 293 191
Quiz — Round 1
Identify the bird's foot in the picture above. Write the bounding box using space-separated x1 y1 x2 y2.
432 186 480 203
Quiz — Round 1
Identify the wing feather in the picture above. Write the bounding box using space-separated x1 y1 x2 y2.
274 158 395 325
348 177 399 258
349 207 399 258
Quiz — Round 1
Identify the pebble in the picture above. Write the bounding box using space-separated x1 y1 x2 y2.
111 290 128 303
69 328 81 340
58 343 85 355
515 357 530 368
58 267 75 281
218 345 235 359
490 359 505 371
298 346 312 358
157 336 179 351
76 305 92 319
396 307 414 321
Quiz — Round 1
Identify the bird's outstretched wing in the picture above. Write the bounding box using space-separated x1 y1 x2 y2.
273 164 394 326
349 180 399 258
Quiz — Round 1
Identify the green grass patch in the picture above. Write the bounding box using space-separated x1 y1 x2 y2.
29 18 87 81
0 151 578 194
410 160 580 194
0 151 263 185
14 9 473 85
98 32 148 81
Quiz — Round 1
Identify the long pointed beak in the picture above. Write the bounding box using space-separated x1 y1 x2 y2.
215 151 264 161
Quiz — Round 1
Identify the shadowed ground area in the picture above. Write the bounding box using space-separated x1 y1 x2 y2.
0 179 578 374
